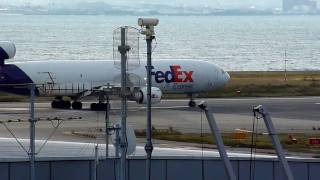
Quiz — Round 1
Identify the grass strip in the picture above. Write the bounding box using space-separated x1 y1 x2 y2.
163 71 320 98
135 127 320 155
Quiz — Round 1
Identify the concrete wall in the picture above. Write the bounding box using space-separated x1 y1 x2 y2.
1 157 320 180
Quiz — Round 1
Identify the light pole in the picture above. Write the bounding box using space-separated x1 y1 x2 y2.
118 27 130 180
29 83 36 180
138 18 159 180
284 50 288 82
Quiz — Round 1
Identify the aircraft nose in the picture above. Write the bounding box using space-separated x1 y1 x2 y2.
224 71 230 83
218 68 230 85
213 67 230 88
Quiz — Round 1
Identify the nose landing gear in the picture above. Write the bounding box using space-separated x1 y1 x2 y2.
187 94 196 107
188 100 196 107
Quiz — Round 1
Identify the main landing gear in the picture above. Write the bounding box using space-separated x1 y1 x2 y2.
51 97 83 110
51 96 108 111
72 101 83 110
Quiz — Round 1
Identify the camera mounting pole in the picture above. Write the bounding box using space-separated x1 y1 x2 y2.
138 17 159 180
118 27 130 180
29 83 36 180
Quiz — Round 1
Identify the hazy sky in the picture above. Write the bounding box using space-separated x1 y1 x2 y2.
2 0 283 9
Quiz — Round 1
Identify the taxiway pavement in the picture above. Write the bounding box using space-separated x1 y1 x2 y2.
0 97 318 158
0 97 318 141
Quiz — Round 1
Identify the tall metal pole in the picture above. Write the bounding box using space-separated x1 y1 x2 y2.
145 36 154 180
199 102 236 180
119 27 128 180
29 84 36 180
93 144 98 180
105 96 110 158
253 105 294 180
115 124 120 158
284 50 288 82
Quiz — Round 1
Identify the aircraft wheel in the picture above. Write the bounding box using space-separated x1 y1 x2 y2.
72 101 82 110
63 100 71 109
90 103 97 111
51 100 71 109
51 100 60 109
188 100 196 107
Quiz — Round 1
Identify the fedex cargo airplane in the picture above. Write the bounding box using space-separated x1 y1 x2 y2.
0 42 230 111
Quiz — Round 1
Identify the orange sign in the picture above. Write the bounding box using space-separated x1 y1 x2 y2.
309 138 320 145
233 132 247 140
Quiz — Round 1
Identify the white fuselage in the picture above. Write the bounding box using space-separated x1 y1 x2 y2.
11 59 230 97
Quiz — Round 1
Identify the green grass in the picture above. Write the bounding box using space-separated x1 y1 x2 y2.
69 126 320 155
161 71 320 98
0 92 28 102
203 71 320 97
0 92 55 102
135 127 320 155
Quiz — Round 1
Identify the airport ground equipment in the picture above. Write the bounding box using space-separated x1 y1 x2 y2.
116 27 129 180
198 101 237 180
93 84 138 159
138 17 159 180
0 84 79 180
253 105 294 180
113 25 140 180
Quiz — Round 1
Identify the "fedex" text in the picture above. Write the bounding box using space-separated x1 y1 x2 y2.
149 65 194 83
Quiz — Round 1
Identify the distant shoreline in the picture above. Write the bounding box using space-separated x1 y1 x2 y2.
1 11 320 17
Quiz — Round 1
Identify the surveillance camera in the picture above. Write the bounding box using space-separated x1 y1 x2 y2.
198 101 208 110
138 18 159 27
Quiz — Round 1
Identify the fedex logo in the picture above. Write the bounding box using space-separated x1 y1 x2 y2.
148 65 194 83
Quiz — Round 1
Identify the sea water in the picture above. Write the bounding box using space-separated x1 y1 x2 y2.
0 14 319 71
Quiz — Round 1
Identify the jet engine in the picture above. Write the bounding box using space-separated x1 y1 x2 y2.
134 87 162 104
0 41 16 66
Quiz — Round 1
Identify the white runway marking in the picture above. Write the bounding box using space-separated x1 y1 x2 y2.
109 106 189 110
146 106 189 109
207 97 320 101
161 97 320 102
0 108 29 111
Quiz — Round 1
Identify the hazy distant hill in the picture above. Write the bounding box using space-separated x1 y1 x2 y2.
2 0 283 9
1 0 319 16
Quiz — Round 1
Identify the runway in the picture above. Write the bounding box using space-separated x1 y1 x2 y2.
0 97 318 158
0 97 319 137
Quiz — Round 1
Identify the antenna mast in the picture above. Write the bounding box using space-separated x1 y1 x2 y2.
138 17 159 180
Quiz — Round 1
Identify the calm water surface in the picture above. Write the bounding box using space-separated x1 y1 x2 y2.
0 14 319 71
